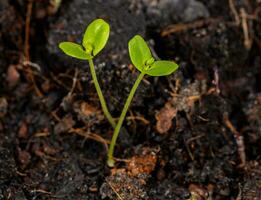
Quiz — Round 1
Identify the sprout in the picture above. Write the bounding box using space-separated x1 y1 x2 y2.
128 35 178 76
107 35 179 167
59 19 116 128
59 19 110 59
58 20 179 167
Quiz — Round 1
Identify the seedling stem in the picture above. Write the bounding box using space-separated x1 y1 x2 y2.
88 58 116 128
107 71 145 167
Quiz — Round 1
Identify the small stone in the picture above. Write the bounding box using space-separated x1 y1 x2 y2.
182 0 209 22
6 65 20 88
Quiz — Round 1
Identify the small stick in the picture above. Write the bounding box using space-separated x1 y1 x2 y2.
24 0 43 97
68 128 109 151
223 114 246 167
68 68 78 96
228 0 241 25
161 18 219 36
186 134 205 144
212 66 220 94
33 189 52 195
240 8 253 49
105 179 123 200
126 115 150 125
24 0 33 62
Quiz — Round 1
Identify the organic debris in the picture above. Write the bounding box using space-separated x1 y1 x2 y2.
156 80 207 134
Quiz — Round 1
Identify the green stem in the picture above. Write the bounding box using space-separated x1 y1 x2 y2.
107 72 145 167
88 59 116 128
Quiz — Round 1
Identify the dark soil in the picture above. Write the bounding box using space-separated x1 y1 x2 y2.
0 0 261 199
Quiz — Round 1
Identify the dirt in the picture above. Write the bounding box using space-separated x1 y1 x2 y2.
0 0 261 199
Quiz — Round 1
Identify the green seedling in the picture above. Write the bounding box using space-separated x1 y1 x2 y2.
59 19 116 128
58 19 179 167
107 35 179 167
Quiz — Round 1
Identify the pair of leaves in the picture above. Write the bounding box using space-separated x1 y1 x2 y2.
59 19 110 60
59 19 178 77
128 35 179 76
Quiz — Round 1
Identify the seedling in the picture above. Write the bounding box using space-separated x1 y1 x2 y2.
58 19 179 167
59 19 116 128
107 35 179 167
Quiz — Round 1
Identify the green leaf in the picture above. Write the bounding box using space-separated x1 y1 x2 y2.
128 35 153 72
82 19 110 56
145 60 179 76
59 42 91 60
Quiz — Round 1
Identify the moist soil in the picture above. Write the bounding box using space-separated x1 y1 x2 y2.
0 0 261 199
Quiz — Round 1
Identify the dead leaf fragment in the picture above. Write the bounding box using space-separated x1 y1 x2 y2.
73 101 103 125
156 102 177 134
54 115 75 134
155 80 207 134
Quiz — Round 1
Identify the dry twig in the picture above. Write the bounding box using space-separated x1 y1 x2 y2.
240 8 253 49
24 0 43 97
223 114 246 167
228 0 241 25
161 18 219 37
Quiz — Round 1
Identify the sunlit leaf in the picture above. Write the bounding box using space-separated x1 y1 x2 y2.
128 35 152 72
59 42 91 60
145 60 179 76
82 19 110 56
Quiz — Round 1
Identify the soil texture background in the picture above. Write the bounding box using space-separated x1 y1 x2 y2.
0 0 261 199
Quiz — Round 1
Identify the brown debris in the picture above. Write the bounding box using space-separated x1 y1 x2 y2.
73 101 104 125
228 0 257 50
32 142 61 161
54 115 75 134
240 161 261 200
240 8 253 50
189 184 209 200
68 128 110 150
101 147 158 200
47 0 62 15
126 115 150 125
18 121 28 139
223 114 246 167
127 147 157 177
80 101 100 117
156 102 177 134
17 149 31 167
6 65 20 88
127 154 156 176
100 169 149 200
229 0 240 25
41 79 52 93
43 143 58 156
161 18 220 37
156 80 207 134
23 0 43 97
24 0 32 62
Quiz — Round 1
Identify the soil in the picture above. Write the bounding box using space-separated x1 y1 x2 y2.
0 0 261 199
